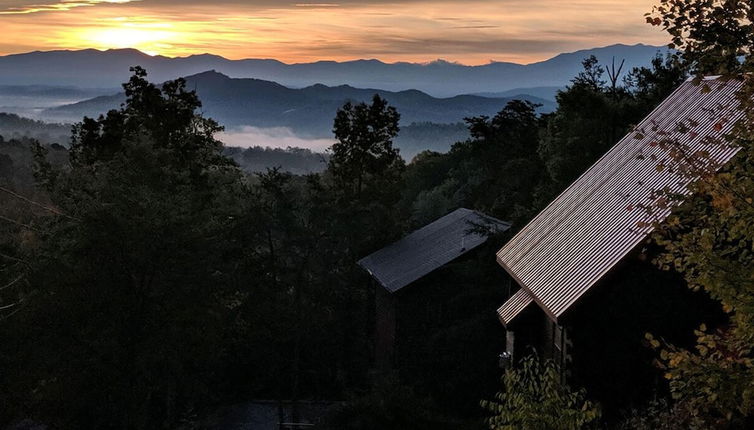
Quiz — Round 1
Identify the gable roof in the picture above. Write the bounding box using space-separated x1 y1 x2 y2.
358 208 511 293
497 76 745 325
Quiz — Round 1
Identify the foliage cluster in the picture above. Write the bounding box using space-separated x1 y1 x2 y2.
620 1 754 428
223 146 329 175
481 354 600 430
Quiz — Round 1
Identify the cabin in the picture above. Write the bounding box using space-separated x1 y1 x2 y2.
358 208 511 372
495 76 745 413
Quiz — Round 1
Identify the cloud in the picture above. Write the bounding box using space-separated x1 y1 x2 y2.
295 34 573 57
0 0 140 15
294 3 340 7
0 0 669 64
0 0 465 12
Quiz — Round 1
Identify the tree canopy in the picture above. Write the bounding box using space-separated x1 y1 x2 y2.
636 1 754 427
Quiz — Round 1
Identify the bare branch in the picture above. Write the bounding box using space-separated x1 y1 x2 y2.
0 274 24 291
0 252 28 265
0 302 19 311
0 304 24 321
607 57 626 92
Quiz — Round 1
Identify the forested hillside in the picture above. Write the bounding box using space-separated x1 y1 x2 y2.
0 113 70 145
223 146 329 175
0 114 468 173
42 71 554 135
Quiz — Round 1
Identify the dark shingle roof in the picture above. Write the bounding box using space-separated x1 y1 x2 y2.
358 208 511 293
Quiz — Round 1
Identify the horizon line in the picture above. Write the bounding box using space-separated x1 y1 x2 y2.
0 42 670 68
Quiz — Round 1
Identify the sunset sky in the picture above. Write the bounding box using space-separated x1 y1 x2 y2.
0 0 669 65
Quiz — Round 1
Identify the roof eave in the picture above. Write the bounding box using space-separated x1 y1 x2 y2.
496 254 559 324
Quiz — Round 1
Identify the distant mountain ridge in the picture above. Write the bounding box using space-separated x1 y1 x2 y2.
0 44 671 97
473 86 563 102
44 71 555 139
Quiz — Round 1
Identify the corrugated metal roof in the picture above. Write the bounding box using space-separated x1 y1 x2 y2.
497 76 745 324
359 208 511 293
497 288 534 326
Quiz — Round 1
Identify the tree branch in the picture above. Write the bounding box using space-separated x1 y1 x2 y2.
0 274 24 291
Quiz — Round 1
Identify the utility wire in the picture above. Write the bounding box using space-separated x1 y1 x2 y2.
0 185 78 220
0 214 40 232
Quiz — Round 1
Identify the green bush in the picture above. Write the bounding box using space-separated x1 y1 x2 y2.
481 354 600 430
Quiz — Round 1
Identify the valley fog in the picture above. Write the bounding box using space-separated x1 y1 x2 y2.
218 126 334 152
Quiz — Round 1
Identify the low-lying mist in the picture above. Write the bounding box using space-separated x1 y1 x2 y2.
218 126 334 153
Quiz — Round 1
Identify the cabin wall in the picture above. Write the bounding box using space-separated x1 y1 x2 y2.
504 253 725 419
374 285 397 372
374 249 507 417
505 302 563 364
561 256 726 418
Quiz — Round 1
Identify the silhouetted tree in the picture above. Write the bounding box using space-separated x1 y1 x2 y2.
3 66 246 429
329 94 402 198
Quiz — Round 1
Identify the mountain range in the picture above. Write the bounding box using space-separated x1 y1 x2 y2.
0 43 674 159
43 70 555 139
0 44 671 98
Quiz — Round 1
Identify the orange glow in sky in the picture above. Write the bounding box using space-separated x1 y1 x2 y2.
0 0 669 64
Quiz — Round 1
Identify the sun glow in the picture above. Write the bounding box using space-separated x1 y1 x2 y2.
77 24 178 55
0 0 668 64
